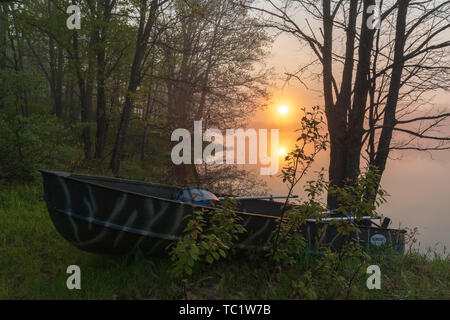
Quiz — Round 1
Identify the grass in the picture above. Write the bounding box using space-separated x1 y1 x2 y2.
0 183 448 300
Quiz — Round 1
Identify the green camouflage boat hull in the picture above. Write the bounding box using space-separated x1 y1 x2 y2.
40 170 405 256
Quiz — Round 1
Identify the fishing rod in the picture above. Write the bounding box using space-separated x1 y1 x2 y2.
218 195 299 201
306 216 383 222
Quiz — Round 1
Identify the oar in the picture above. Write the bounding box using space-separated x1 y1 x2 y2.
218 195 299 201
307 216 383 222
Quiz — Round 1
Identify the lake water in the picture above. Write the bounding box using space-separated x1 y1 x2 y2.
256 150 450 255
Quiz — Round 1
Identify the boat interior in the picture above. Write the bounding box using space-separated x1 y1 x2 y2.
63 172 286 218
69 173 180 200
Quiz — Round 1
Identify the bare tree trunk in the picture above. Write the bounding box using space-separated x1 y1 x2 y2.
326 0 376 208
166 16 200 184
47 0 64 118
95 0 115 159
66 79 76 123
345 0 376 184
0 4 7 111
49 37 64 118
141 82 157 161
55 44 64 118
17 36 30 116
326 0 358 208
72 31 92 160
0 4 6 72
322 0 341 209
373 1 409 181
110 0 159 175
95 38 108 159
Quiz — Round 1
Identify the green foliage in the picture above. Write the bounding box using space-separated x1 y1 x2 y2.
0 184 448 300
264 168 394 298
168 209 209 278
0 114 82 181
0 69 43 101
269 213 306 266
270 168 389 270
273 106 388 274
281 106 328 185
302 242 369 299
208 198 246 247
328 169 388 219
168 198 245 279
271 106 328 265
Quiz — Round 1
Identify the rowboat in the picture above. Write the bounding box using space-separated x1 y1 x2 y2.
40 170 406 256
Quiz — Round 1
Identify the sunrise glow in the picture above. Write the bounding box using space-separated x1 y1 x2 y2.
278 105 289 115
279 148 287 157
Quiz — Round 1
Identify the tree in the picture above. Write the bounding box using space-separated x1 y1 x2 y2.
110 0 170 174
161 0 271 183
243 0 450 208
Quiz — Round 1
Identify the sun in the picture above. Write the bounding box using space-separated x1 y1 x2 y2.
278 105 289 115
279 148 287 157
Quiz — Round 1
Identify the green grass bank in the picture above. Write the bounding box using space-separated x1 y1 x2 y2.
0 183 448 300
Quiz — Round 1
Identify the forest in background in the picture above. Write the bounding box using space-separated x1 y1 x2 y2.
2 1 449 206
1 0 449 301
0 0 272 195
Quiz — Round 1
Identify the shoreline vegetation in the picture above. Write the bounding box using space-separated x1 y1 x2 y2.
1 0 449 301
1 183 448 300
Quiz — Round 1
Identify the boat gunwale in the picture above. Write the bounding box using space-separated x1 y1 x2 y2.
39 169 283 221
39 170 406 234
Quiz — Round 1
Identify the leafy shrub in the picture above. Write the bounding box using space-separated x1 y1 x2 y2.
0 114 81 181
0 70 43 105
327 169 388 219
168 198 245 279
270 169 388 267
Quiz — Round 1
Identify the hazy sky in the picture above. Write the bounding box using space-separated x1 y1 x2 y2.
246 22 450 253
